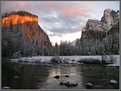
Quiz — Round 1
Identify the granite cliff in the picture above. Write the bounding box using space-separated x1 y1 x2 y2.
2 11 51 45
2 11 51 57
76 9 119 55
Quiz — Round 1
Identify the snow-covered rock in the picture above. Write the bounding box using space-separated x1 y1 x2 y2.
109 79 118 85
50 56 61 63
86 83 94 89
82 9 119 32
80 9 119 57
102 55 112 63
107 55 120 66
101 9 119 26
84 19 111 32
60 80 78 87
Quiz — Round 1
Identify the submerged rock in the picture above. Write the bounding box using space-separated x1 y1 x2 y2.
14 75 20 79
94 85 102 89
109 79 118 85
60 80 78 87
54 75 60 79
86 83 94 89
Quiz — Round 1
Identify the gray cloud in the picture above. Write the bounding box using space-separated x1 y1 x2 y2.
38 11 87 35
49 32 62 37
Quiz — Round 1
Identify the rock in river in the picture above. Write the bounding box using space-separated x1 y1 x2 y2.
65 75 69 77
86 83 94 89
109 79 118 85
3 86 10 89
14 75 20 79
54 75 60 79
60 80 78 87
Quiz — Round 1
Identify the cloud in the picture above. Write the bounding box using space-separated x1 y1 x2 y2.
50 31 82 45
38 10 87 35
61 8 89 16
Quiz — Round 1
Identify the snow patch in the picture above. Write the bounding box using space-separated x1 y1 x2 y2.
10 55 120 66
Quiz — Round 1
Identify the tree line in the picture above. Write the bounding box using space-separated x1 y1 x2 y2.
2 23 119 58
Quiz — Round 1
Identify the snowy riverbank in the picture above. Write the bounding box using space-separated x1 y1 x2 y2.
10 55 120 66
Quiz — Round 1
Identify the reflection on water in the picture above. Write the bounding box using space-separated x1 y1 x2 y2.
2 61 119 89
40 64 84 89
2 61 49 89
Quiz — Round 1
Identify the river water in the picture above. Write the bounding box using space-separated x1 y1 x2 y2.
2 60 119 89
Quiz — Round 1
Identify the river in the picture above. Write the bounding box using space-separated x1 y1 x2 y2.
2 60 119 89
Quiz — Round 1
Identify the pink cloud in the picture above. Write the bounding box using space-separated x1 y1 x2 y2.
18 1 28 6
61 7 90 16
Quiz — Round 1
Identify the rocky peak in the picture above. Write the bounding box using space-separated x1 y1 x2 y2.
2 11 38 18
1 11 38 28
78 9 119 55
2 11 51 45
82 19 111 32
101 8 119 26
82 9 119 32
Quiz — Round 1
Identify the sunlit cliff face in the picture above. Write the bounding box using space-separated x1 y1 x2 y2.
1 15 38 27
1 11 51 45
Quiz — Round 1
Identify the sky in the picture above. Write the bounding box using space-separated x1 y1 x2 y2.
1 1 119 45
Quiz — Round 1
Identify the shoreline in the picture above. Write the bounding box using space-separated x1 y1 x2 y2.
10 55 120 66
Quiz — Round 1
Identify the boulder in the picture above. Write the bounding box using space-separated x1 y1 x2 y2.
109 79 118 85
65 75 69 77
14 75 20 79
86 83 94 89
54 75 60 79
60 80 78 87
